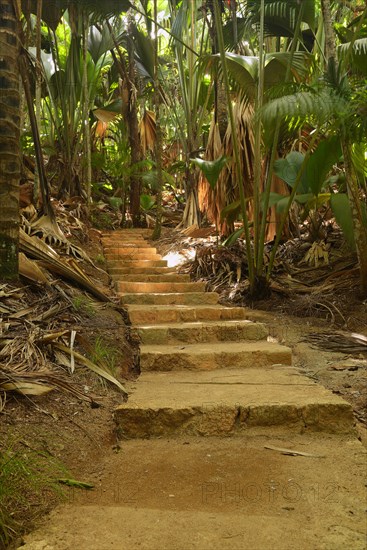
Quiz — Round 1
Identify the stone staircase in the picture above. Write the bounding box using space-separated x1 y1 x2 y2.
102 229 354 439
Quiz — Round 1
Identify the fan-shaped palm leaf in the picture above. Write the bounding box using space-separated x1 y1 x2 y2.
246 0 315 35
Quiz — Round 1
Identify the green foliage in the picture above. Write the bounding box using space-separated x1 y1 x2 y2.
72 294 96 317
192 156 229 189
140 194 156 212
247 0 316 35
0 440 67 547
94 253 106 265
90 336 119 386
330 193 355 249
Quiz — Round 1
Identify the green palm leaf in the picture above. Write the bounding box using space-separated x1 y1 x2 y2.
247 0 315 35
192 156 229 190
261 89 346 130
338 38 367 75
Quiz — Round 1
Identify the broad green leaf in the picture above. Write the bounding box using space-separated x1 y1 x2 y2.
192 156 229 189
330 193 355 249
275 196 291 214
260 192 286 211
140 194 156 211
338 38 367 76
248 0 315 35
108 197 123 210
222 53 258 100
222 227 245 247
132 28 155 80
304 136 342 196
274 151 308 193
293 193 313 204
220 199 241 222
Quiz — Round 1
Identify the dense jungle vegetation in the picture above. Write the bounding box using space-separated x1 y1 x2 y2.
0 0 366 295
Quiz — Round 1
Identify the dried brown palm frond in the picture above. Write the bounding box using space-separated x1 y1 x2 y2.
19 229 110 302
0 325 127 400
22 213 97 265
0 389 6 411
0 368 98 403
198 96 255 235
0 279 127 403
139 109 156 155
19 253 49 285
305 331 367 354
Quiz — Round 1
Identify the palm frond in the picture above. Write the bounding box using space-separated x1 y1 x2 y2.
338 38 367 76
339 37 367 56
246 0 315 36
261 90 347 131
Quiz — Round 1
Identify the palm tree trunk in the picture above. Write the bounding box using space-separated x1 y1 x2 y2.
320 0 337 61
127 16 143 227
0 0 20 280
152 0 163 240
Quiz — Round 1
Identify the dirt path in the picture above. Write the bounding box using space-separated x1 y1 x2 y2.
15 230 367 550
19 435 367 550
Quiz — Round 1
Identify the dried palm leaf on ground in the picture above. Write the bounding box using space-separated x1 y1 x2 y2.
19 253 50 285
305 332 367 354
53 341 127 396
19 229 110 302
0 368 99 404
0 326 127 400
0 284 127 401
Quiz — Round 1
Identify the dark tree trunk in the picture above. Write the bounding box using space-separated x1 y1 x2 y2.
0 0 20 280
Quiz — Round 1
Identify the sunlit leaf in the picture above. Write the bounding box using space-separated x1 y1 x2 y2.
192 156 229 189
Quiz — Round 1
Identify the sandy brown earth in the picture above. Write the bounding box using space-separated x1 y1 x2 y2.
1 306 363 550
2 230 366 550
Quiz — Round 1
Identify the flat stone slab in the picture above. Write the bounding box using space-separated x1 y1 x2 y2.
114 274 191 283
119 292 219 305
108 259 168 268
140 341 291 370
116 281 207 293
126 304 247 324
109 266 177 275
114 368 355 438
105 252 162 261
134 320 268 345
101 241 151 248
104 247 158 255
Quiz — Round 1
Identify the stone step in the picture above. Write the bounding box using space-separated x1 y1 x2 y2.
112 273 191 283
102 241 152 248
101 230 152 237
114 368 354 438
104 247 158 255
116 281 206 294
119 292 219 305
103 240 149 246
134 320 268 345
126 304 247 324
109 266 177 275
105 252 162 262
140 341 292 371
107 259 168 269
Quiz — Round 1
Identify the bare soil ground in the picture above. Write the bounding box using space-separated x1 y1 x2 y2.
1 227 366 549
